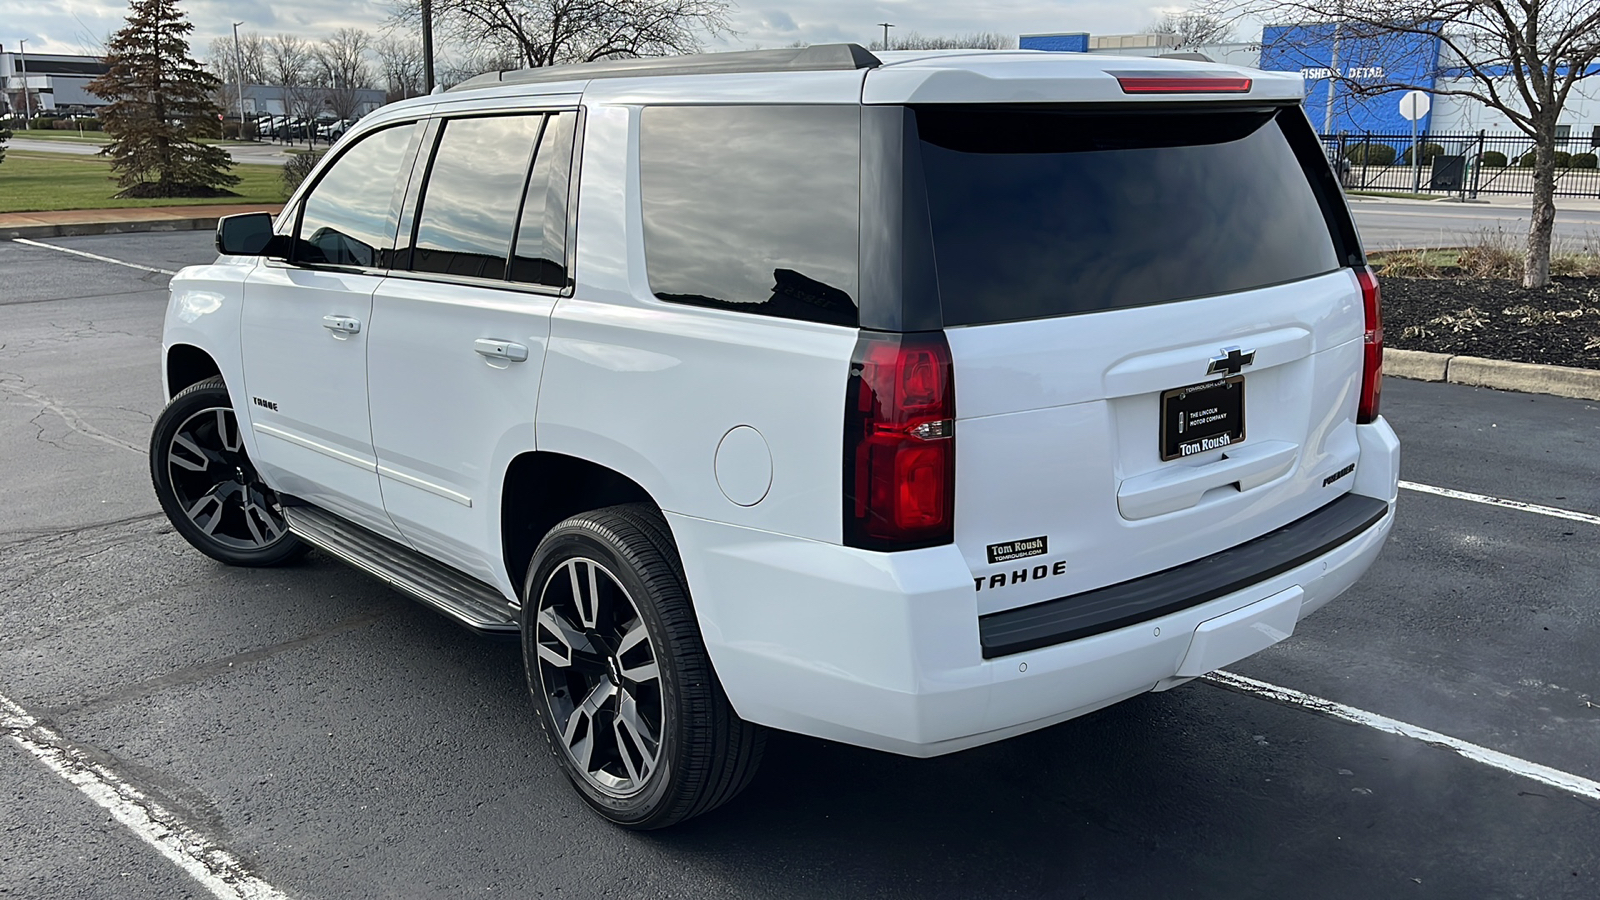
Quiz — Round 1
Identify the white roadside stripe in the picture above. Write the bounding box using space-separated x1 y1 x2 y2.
12 237 178 276
1206 670 1600 801
1400 480 1600 527
1 692 292 900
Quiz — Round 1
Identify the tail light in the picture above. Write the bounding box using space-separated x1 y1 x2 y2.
1355 266 1383 423
1114 73 1253 94
844 331 955 551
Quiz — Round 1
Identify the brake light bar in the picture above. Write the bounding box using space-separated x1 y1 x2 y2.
1115 74 1253 94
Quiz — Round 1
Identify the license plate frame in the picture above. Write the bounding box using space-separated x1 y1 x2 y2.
1159 376 1246 461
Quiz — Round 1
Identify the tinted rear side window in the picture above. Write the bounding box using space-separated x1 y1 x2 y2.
640 105 860 327
411 115 543 280
915 106 1341 326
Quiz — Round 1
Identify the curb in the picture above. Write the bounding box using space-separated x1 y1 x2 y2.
1385 347 1600 402
2 217 227 240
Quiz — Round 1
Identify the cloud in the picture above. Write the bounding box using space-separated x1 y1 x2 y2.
762 9 798 33
6 0 1181 58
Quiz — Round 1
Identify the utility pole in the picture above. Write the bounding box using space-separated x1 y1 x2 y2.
1323 0 1344 134
878 22 893 52
17 39 30 126
422 0 436 92
232 22 246 139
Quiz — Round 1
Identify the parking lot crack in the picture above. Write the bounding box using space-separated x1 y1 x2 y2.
40 611 385 718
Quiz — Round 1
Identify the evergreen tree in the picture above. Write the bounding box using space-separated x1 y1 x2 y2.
88 0 239 197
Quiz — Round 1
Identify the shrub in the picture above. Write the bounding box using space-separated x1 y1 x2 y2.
1573 152 1598 169
1400 142 1446 165
280 150 325 198
1344 142 1397 166
1479 150 1507 168
1519 149 1575 167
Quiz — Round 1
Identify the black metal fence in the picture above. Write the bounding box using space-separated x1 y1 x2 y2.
1319 131 1600 198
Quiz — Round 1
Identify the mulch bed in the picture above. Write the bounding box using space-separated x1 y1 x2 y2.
1381 275 1600 370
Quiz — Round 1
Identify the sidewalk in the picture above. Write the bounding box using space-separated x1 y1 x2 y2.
0 204 282 239
1346 192 1600 212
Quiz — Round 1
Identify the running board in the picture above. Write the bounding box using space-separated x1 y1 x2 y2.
284 505 520 634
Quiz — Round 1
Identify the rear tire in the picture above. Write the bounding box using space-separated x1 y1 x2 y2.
149 377 307 567
522 504 764 829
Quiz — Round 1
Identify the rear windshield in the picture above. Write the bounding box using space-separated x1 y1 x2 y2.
914 106 1342 326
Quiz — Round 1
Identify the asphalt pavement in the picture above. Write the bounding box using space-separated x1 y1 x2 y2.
1349 195 1600 250
1 232 1597 899
9 137 298 166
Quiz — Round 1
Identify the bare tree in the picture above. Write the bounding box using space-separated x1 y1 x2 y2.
1147 10 1235 50
868 32 1016 51
266 34 312 140
391 0 733 70
313 28 375 121
376 36 427 101
1206 1 1600 288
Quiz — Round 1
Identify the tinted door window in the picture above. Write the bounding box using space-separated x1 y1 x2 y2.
640 105 860 327
915 106 1342 326
510 112 576 287
295 122 419 268
411 115 544 280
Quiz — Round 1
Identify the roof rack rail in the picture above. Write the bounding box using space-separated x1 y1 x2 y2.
449 43 881 92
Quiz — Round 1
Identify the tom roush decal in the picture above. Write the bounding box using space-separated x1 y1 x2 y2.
987 536 1048 565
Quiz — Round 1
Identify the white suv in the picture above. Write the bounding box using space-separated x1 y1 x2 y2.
151 45 1399 829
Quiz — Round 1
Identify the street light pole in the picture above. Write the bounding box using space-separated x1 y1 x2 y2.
877 22 893 51
17 39 30 127
232 22 246 139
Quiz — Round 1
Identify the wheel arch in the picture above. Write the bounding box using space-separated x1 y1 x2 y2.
165 343 224 399
500 452 662 593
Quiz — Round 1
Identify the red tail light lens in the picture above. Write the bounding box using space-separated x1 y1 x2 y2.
844 331 955 550
1355 266 1383 423
1115 74 1253 94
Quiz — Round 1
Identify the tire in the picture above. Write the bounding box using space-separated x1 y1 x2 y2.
149 377 308 567
522 504 764 829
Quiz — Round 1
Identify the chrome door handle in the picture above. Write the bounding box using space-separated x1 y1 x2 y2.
322 315 361 335
474 339 529 363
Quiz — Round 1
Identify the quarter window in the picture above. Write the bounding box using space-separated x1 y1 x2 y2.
295 122 419 268
640 106 860 327
410 115 544 280
510 112 577 287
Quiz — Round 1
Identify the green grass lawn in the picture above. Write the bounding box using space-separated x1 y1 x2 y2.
0 150 283 213
10 128 109 143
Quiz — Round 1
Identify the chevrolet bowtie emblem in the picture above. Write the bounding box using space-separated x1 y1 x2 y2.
1207 346 1256 376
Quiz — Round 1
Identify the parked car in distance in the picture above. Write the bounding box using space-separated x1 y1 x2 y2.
152 44 1398 830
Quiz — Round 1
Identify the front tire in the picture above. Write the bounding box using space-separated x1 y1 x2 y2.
149 377 307 567
522 504 764 829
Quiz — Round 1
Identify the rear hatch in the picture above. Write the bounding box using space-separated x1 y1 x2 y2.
913 104 1370 616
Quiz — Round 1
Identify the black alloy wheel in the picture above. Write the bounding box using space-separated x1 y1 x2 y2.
150 378 307 566
523 504 764 829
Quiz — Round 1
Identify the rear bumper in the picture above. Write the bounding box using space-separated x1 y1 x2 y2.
672 417 1399 758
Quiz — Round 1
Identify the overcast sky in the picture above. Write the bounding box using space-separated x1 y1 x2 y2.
2 1 1201 58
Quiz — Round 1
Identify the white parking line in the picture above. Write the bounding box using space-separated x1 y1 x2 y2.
1400 480 1600 527
0 692 291 900
11 237 178 276
1206 670 1600 801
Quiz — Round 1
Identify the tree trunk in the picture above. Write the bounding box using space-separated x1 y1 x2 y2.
1523 135 1557 289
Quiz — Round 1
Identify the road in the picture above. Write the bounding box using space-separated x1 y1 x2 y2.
9 137 297 166
1 232 1597 899
1349 196 1600 250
